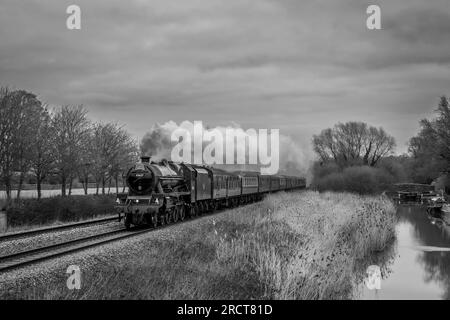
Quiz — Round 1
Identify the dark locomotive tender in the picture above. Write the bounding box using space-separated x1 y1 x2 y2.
116 156 306 229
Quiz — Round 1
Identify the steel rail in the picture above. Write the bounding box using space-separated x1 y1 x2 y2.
0 190 305 273
0 215 119 241
0 227 149 273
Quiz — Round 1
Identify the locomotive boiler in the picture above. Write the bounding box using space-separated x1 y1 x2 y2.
117 156 190 229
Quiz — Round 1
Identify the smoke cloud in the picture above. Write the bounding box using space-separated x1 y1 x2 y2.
140 121 312 176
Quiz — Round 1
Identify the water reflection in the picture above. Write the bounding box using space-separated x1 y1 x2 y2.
402 207 450 300
358 205 450 300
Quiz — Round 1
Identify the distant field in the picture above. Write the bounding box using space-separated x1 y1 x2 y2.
0 187 128 200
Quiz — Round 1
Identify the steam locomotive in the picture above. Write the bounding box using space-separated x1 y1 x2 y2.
115 156 306 229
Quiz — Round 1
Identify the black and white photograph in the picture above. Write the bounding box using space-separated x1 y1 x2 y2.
0 0 450 306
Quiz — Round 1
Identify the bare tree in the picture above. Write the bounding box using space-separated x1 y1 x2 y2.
30 106 56 199
0 88 43 200
408 96 450 183
0 87 13 200
313 121 395 167
434 96 450 169
77 148 94 195
1 88 139 200
110 129 139 194
52 105 91 197
89 122 138 195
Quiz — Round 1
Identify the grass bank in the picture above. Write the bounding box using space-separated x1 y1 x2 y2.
42 191 397 300
2 195 115 231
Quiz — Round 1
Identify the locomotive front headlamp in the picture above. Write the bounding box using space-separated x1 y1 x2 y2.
115 198 121 204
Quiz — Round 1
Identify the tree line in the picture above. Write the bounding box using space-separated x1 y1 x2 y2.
408 96 450 184
0 87 139 200
311 95 450 192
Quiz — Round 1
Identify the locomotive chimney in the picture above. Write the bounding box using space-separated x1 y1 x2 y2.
141 156 151 163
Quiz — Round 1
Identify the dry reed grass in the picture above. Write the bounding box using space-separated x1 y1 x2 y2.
2 191 396 300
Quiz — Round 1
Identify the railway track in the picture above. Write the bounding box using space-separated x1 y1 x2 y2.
0 199 267 273
0 227 151 273
0 215 119 242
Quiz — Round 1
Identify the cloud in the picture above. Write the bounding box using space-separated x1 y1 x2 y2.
0 0 449 157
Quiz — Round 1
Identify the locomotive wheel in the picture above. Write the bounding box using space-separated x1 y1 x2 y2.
190 205 196 217
173 207 179 223
159 213 167 226
151 213 158 227
179 206 186 221
195 203 200 216
124 213 131 230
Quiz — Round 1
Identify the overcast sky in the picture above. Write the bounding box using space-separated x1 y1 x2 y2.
1 0 449 154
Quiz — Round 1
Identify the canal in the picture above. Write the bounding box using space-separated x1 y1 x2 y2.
358 205 450 299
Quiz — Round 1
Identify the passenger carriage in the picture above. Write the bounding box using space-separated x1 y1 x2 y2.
240 172 259 203
258 175 271 193
270 176 281 192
